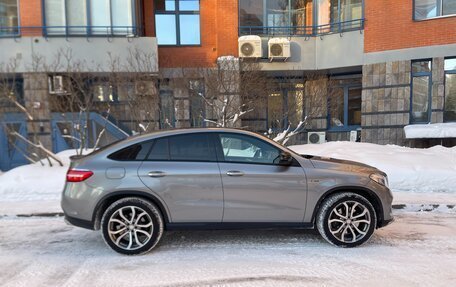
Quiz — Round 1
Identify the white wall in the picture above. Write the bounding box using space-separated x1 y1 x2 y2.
0 37 158 73
259 31 364 71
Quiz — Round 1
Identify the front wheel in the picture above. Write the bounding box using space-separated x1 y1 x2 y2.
101 197 164 255
316 192 377 247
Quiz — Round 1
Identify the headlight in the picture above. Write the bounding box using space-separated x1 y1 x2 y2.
370 173 388 187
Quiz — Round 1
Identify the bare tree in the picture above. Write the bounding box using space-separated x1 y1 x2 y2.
0 58 63 166
267 73 336 145
180 56 276 128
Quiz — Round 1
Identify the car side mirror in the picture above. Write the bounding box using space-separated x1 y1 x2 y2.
278 151 293 166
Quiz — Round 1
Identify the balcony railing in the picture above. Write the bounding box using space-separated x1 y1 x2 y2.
239 19 365 37
0 26 145 39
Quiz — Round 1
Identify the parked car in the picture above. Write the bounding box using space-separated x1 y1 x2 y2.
62 128 393 255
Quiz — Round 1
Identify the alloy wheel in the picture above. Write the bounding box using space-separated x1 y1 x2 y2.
107 206 154 251
327 200 372 243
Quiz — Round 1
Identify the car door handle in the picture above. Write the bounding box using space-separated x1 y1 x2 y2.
148 171 166 178
226 170 244 177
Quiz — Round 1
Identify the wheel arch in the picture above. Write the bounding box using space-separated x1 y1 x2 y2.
92 190 171 230
311 186 385 228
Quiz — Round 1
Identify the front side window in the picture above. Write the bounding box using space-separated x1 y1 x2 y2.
0 0 19 36
155 0 200 45
44 0 138 36
411 60 432 123
329 84 361 129
218 133 281 165
414 0 456 20
444 58 456 122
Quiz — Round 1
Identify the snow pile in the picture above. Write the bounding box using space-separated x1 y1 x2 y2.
404 122 456 139
0 150 77 202
289 142 456 193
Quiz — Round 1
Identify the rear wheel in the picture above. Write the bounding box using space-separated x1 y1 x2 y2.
316 192 376 247
101 197 164 255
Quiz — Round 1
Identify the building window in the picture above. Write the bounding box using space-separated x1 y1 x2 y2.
0 77 23 107
189 79 205 127
239 0 364 36
317 0 363 33
44 0 139 36
410 60 432 123
159 90 175 128
0 0 19 36
328 85 361 129
444 58 456 122
414 0 456 20
267 85 305 131
155 0 200 45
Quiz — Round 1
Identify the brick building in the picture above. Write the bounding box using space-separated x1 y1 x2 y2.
0 0 455 170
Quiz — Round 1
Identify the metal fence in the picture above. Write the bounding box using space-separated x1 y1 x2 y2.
239 19 365 37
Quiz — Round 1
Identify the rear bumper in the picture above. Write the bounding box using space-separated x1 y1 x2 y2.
64 214 95 230
378 217 394 228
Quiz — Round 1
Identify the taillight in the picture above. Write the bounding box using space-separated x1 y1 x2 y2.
66 169 93 182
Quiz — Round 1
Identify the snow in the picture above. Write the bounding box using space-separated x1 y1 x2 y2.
0 211 455 286
289 142 456 193
1 142 456 216
0 149 91 215
1 144 456 285
404 122 456 138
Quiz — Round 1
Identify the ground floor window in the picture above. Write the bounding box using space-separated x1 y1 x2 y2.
159 90 175 128
188 79 205 127
444 58 456 122
328 84 361 129
411 60 432 124
0 77 23 107
267 85 304 131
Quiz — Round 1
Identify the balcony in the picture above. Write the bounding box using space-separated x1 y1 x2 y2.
239 18 365 37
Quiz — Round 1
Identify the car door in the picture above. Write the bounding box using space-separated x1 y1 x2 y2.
215 132 307 222
138 133 223 223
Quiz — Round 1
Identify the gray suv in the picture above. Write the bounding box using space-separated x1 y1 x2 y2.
62 128 393 255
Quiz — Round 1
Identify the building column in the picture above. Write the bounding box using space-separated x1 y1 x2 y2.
431 57 445 123
361 61 411 145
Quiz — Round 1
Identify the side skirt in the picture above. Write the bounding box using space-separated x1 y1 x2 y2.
165 222 314 231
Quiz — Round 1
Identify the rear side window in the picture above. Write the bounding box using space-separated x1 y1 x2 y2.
147 138 169 160
169 133 216 162
108 141 153 161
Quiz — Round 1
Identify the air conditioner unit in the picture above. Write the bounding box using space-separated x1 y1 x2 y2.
135 81 156 96
48 75 68 95
268 38 291 61
307 132 326 144
238 35 262 58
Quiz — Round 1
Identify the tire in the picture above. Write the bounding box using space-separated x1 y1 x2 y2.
316 192 377 248
101 197 164 255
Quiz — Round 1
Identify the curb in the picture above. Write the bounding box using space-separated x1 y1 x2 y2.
392 204 455 212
